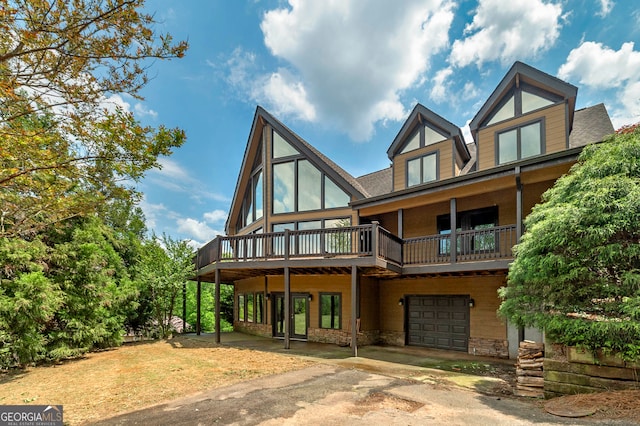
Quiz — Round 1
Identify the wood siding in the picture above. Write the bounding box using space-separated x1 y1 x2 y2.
235 275 353 331
379 275 507 341
477 103 567 171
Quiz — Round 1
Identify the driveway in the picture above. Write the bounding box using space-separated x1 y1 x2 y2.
90 359 630 425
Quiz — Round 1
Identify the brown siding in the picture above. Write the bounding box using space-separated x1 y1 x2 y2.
392 139 454 191
477 103 567 171
378 275 507 341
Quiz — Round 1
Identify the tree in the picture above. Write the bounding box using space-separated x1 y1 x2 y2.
0 0 188 236
499 125 640 360
137 234 195 338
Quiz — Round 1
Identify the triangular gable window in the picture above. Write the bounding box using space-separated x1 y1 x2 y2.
483 83 561 127
522 90 554 114
273 131 298 158
487 95 515 126
400 124 447 154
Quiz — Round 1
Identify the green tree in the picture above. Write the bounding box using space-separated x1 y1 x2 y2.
138 234 195 338
0 0 187 237
499 125 640 360
46 217 139 359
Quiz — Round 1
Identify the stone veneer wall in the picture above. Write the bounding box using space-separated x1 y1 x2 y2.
234 322 271 337
379 331 406 346
468 337 509 358
544 341 640 397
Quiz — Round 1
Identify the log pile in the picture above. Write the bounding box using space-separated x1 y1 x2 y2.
516 340 544 397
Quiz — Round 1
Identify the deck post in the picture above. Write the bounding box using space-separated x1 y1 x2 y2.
284 266 290 350
371 221 379 257
450 198 457 263
182 282 187 333
516 166 523 242
196 278 201 335
215 268 221 343
351 265 358 357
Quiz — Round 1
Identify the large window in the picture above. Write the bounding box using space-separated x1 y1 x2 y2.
271 130 350 214
237 292 265 323
496 121 543 164
320 293 341 329
238 142 263 230
272 218 351 256
407 151 438 187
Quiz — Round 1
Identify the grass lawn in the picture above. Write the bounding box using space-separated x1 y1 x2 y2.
0 335 312 425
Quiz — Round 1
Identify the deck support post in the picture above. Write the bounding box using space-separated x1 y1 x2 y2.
182 282 187 333
450 198 457 263
516 166 523 242
215 268 221 343
351 265 358 357
284 266 290 350
196 278 201 335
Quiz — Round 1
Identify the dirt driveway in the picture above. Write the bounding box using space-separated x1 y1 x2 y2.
90 362 632 426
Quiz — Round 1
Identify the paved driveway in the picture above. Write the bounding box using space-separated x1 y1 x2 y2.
90 362 628 425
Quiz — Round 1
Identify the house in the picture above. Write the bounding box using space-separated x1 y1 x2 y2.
194 61 614 359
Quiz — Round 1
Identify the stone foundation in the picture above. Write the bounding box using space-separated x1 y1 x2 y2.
234 322 271 337
379 331 406 346
468 337 509 358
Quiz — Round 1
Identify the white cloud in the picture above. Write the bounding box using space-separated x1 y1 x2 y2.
252 0 455 141
134 102 158 119
253 70 316 121
430 67 454 103
558 41 640 128
450 0 563 68
597 0 614 17
177 217 220 243
203 209 227 224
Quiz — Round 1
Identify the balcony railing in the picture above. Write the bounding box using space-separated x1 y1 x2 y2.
403 224 517 265
196 223 402 269
196 223 517 270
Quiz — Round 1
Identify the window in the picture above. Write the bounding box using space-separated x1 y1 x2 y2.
246 293 254 323
238 294 245 322
496 121 543 164
297 160 321 211
256 293 264 323
273 131 298 158
238 167 263 229
320 293 341 329
271 130 350 214
484 84 560 127
273 162 295 213
407 151 438 187
400 124 447 154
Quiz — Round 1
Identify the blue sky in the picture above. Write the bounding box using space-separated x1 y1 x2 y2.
123 0 640 247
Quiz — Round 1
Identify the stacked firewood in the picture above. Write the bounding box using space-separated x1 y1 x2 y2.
516 340 544 397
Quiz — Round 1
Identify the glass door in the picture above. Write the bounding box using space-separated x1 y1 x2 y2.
291 294 308 339
272 293 308 340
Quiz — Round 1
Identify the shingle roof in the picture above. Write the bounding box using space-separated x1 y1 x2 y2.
569 103 614 147
356 167 392 197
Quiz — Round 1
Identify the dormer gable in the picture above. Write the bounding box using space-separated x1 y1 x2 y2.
225 106 368 235
387 104 469 191
469 62 578 171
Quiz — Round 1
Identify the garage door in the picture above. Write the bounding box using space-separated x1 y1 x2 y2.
407 295 469 351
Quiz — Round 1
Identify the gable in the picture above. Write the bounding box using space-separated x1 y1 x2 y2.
225 107 367 235
469 61 577 135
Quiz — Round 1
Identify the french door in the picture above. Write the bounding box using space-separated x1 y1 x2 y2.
273 293 308 340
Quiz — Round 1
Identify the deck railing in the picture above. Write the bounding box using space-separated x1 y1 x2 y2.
196 223 517 270
196 223 403 269
402 224 517 265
